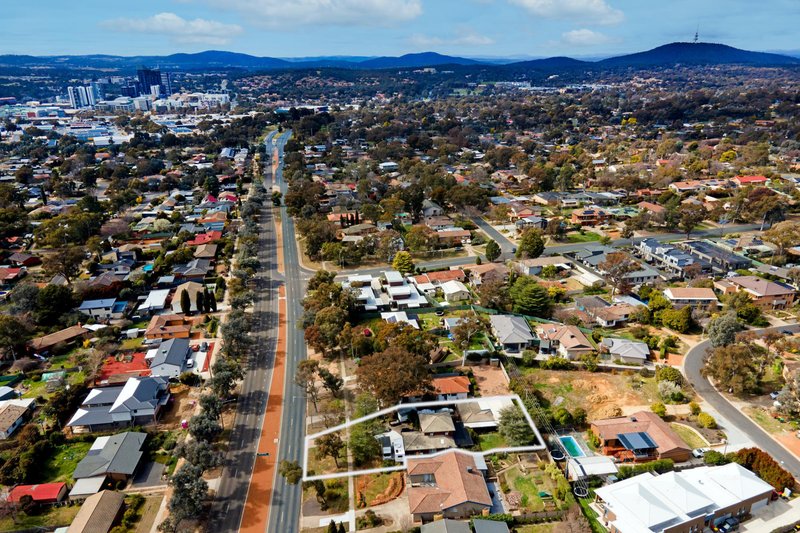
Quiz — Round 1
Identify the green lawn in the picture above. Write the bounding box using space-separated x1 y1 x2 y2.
745 406 788 434
579 497 608 533
670 423 709 449
121 337 145 351
0 504 80 531
566 232 602 243
512 471 546 511
478 432 508 451
38 441 92 483
518 525 558 533
21 378 48 399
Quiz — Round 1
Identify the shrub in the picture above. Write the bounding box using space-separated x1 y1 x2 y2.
703 450 731 466
655 365 684 385
689 401 701 416
618 459 674 480
651 402 667 418
586 429 600 448
733 447 795 491
658 380 685 403
540 356 573 370
697 412 717 429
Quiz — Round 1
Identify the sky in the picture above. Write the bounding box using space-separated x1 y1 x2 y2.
2 0 799 59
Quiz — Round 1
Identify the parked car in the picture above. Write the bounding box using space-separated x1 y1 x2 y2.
692 448 710 459
771 391 781 400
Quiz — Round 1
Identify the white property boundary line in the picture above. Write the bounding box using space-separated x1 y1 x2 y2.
302 394 547 481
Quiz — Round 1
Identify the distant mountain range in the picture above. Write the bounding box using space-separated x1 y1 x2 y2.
0 42 797 71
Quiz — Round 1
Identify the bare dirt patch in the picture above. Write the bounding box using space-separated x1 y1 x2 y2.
472 364 511 396
516 368 659 420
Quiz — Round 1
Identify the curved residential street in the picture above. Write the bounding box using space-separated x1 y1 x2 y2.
684 324 800 478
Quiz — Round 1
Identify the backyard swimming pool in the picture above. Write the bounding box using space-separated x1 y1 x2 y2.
559 436 585 457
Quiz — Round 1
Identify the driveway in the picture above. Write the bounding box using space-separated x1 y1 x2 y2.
684 324 800 478
131 461 166 489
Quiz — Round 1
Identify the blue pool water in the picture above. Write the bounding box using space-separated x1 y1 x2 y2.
560 436 585 457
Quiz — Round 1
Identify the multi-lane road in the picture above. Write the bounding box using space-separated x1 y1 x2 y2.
210 130 282 533
266 130 309 533
684 324 800 478
210 129 307 533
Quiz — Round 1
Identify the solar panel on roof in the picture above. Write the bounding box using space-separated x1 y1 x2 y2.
617 431 657 451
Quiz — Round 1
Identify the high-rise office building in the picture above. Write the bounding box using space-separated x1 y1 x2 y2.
160 71 173 97
67 86 93 109
137 68 163 97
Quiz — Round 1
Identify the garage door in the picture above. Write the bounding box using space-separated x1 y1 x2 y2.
751 497 770 512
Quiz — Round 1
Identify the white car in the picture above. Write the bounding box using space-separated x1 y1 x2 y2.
692 447 710 459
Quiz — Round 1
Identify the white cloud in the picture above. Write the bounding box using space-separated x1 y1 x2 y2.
561 28 614 46
102 12 243 45
203 0 422 28
411 30 495 48
509 0 624 25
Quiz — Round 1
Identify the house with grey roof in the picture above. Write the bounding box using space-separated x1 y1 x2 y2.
601 338 650 365
421 519 471 533
489 315 534 355
73 432 146 482
146 338 190 379
66 376 170 434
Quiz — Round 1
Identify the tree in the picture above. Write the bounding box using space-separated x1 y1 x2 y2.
391 251 415 274
316 433 345 468
598 252 635 297
702 342 768 394
485 240 501 262
0 315 31 360
477 277 511 311
349 423 381 466
36 284 75 325
42 246 85 285
176 440 222 471
509 276 552 317
763 220 800 262
180 289 191 315
188 412 222 442
279 460 303 484
516 229 544 259
295 360 321 412
196 291 205 315
199 394 222 421
660 306 693 333
678 204 708 239
318 367 343 397
209 358 244 398
356 346 431 407
162 463 207 532
498 404 535 446
8 283 39 314
707 312 743 347
451 313 488 355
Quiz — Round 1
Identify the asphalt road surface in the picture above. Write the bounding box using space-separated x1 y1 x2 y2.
684 323 800 478
266 130 309 533
210 129 281 533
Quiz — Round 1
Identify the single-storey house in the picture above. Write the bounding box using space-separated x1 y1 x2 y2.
591 410 691 463
73 432 146 483
67 490 125 533
601 338 649 365
146 338 190 379
537 324 593 360
489 315 534 355
440 280 471 303
663 287 719 309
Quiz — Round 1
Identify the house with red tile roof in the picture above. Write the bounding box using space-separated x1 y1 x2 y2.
185 231 223 246
431 375 471 400
732 175 768 187
407 451 492 523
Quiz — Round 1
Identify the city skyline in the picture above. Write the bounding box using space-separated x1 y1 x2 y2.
2 0 799 59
